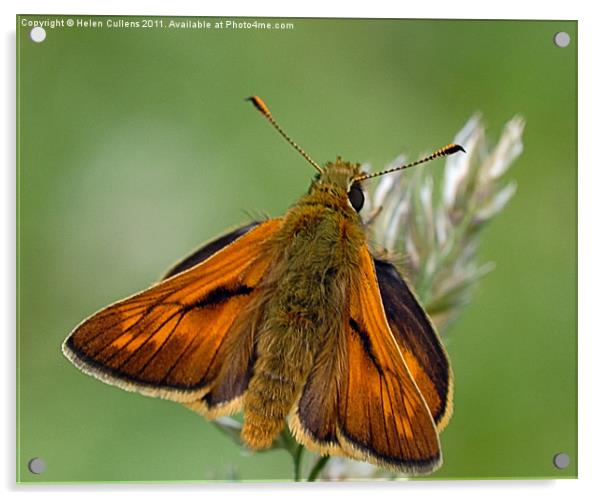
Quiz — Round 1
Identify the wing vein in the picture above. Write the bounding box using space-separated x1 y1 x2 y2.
110 308 184 368
136 310 188 376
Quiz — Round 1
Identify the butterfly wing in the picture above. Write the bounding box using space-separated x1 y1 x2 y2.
162 221 261 279
374 259 453 431
291 245 441 474
63 219 281 417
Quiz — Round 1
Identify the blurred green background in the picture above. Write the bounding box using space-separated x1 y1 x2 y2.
17 16 576 482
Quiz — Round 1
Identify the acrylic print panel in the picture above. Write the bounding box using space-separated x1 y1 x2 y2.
16 15 577 482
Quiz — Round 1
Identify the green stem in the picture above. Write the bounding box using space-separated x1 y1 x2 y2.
307 456 330 482
293 444 305 482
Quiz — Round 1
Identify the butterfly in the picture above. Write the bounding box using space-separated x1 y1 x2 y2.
63 96 463 475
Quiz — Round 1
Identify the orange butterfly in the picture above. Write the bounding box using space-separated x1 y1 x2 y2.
63 97 462 475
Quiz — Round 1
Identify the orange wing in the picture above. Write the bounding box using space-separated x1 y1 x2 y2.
374 259 453 431
63 219 281 417
291 245 441 474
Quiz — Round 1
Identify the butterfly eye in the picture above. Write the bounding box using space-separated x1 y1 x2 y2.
347 183 365 212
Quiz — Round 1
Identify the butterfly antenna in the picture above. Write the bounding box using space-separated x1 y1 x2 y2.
246 96 323 174
354 143 465 182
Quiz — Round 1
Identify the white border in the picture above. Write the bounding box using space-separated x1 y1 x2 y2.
3 1 600 499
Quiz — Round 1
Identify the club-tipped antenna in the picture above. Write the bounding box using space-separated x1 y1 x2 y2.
354 143 465 182
246 96 323 174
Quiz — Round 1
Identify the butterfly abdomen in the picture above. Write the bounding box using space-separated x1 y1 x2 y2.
241 200 364 449
241 319 314 449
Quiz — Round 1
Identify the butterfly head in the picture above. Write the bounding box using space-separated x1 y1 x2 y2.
311 157 366 213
